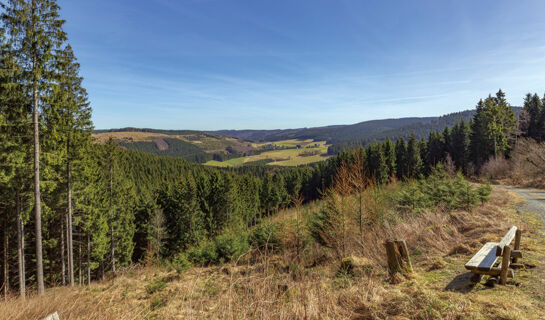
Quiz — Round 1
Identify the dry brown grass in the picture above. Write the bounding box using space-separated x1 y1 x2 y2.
2 187 544 320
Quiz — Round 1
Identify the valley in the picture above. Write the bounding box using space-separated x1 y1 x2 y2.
93 108 500 167
1 1 544 319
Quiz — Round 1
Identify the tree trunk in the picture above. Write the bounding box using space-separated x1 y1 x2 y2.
493 135 498 159
358 191 363 236
3 218 8 301
87 234 91 286
67 152 74 287
110 226 115 274
32 2 45 294
109 163 115 274
78 237 82 285
17 193 25 300
60 213 65 286
48 245 54 286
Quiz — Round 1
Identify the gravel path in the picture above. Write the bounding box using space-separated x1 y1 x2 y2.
503 186 545 221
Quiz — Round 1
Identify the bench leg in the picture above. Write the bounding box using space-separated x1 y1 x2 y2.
500 245 511 285
513 229 522 263
485 276 498 287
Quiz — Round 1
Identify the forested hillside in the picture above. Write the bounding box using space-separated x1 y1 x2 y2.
93 129 256 163
214 110 482 144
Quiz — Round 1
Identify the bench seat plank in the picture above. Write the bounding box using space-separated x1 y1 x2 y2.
465 242 499 271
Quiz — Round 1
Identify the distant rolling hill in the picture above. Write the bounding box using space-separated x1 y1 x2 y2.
92 129 258 163
213 110 475 150
96 107 521 164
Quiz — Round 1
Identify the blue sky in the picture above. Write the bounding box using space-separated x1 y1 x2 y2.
59 0 545 130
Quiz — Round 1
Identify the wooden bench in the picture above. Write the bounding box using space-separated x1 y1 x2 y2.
464 226 522 285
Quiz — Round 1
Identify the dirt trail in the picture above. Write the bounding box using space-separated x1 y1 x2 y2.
503 186 545 222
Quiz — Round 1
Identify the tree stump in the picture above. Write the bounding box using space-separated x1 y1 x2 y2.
384 239 413 277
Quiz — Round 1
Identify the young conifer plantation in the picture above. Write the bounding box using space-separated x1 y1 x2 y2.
1 2 545 316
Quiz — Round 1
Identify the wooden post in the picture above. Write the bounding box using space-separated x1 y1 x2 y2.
385 239 413 276
500 245 511 285
395 240 413 273
513 229 522 263
385 239 400 276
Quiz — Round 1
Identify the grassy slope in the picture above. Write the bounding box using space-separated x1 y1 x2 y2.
4 186 545 319
204 139 330 167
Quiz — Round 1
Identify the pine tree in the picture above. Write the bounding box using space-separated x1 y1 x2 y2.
43 44 92 286
406 133 422 178
450 120 470 172
419 137 428 174
470 90 516 166
541 94 545 141
0 33 31 298
442 126 451 158
1 0 67 294
74 146 109 283
394 138 408 179
426 131 444 168
366 144 388 184
470 99 491 168
522 93 543 140
382 139 396 179
100 138 136 273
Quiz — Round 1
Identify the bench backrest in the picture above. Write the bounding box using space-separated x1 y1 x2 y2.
495 226 517 256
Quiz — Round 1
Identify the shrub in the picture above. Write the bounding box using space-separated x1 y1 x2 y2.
510 139 545 186
453 174 479 211
307 208 330 247
397 181 432 212
307 191 352 259
397 166 488 212
150 296 167 310
214 231 249 263
187 241 218 265
186 231 250 265
249 223 281 251
476 182 492 203
481 156 510 179
146 278 166 295
336 257 355 278
172 252 192 273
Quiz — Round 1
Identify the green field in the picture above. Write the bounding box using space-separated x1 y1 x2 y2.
203 157 247 167
204 139 330 167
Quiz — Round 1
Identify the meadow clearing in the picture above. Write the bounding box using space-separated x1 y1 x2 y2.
205 139 330 167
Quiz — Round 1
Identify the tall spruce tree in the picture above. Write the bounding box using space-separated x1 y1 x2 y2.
42 44 91 286
75 144 109 283
470 90 516 166
366 144 388 184
541 94 545 141
406 133 422 178
426 131 444 168
382 139 396 179
450 120 470 172
100 138 136 274
1 0 67 294
0 33 31 298
522 93 543 140
394 138 408 179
